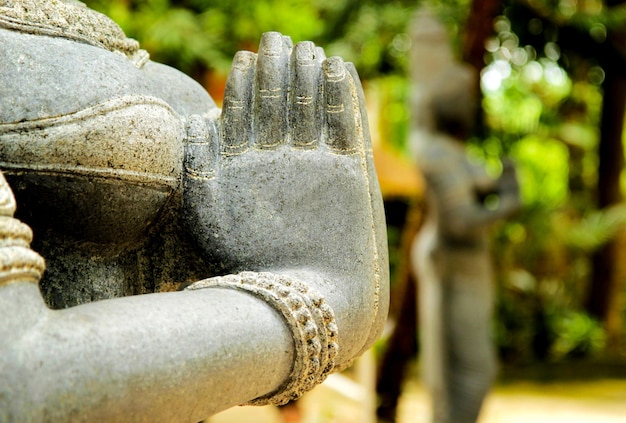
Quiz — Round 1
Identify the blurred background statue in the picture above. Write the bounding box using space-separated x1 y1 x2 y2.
410 33 521 423
412 62 520 423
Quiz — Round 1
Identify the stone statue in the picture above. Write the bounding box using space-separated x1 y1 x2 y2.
0 1 389 421
411 64 520 423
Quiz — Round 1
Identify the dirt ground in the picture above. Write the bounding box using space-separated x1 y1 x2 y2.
209 370 626 423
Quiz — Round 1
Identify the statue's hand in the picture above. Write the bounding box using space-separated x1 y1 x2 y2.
496 158 522 217
182 32 388 365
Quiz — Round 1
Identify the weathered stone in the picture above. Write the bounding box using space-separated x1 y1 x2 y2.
0 2 388 421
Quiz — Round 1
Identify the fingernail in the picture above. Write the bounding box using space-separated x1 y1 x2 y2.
324 57 345 81
232 51 256 71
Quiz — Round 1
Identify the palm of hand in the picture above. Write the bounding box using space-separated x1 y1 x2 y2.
182 33 388 361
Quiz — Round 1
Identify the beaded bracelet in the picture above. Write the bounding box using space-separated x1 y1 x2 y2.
186 271 338 405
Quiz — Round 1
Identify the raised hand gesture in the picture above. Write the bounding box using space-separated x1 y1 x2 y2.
182 32 388 374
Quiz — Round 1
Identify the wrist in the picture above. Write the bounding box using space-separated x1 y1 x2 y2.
186 270 338 405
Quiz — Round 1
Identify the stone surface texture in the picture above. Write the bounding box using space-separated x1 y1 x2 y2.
0 1 388 421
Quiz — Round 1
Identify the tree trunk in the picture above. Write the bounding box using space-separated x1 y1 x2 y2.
462 0 503 136
375 201 422 423
587 70 626 345
462 0 502 72
375 271 418 423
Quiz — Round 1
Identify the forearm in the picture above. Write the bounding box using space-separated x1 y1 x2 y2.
437 195 519 237
186 266 386 394
1 283 294 423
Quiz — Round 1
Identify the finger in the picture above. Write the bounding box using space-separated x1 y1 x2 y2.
345 63 372 154
222 50 256 156
290 41 322 149
316 47 326 61
255 32 291 150
184 114 218 179
344 64 388 349
323 57 357 154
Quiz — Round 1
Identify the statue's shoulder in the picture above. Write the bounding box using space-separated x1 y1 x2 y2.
0 0 148 65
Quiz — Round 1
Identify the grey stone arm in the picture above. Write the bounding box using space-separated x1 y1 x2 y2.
0 171 296 421
1 283 294 422
418 136 520 239
497 158 522 211
468 161 499 197
182 32 389 372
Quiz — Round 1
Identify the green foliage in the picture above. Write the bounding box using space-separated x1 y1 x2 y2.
565 203 626 252
369 75 411 153
496 275 607 362
322 1 417 78
511 135 569 207
84 0 420 78
549 309 607 359
480 9 625 361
